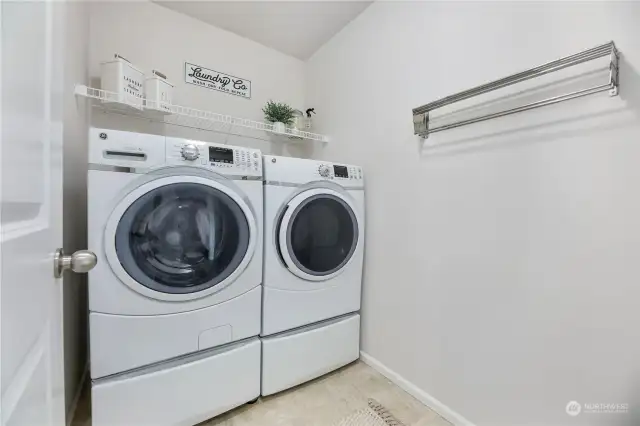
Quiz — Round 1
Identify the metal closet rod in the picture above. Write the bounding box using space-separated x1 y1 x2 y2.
412 41 619 138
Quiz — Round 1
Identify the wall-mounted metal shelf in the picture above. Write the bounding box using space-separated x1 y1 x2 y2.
412 41 619 138
75 85 330 143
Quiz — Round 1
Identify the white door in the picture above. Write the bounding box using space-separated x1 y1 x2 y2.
1 2 95 425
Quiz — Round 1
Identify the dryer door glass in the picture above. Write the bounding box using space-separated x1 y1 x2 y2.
284 194 358 276
115 183 250 294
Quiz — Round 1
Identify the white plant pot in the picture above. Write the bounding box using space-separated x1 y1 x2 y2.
273 122 286 133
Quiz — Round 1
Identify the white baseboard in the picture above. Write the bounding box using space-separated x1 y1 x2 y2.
359 351 475 426
66 362 89 426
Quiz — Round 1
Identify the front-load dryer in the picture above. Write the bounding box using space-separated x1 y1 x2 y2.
87 128 263 426
261 155 365 396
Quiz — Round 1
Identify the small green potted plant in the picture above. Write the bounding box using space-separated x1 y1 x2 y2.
262 100 295 133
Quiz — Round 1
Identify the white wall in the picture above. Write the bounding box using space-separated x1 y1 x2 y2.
89 1 314 157
307 2 640 426
61 0 90 419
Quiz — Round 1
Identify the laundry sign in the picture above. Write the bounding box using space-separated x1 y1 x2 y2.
184 62 251 99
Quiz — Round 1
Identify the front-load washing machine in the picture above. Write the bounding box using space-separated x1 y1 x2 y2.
87 128 263 426
261 155 365 396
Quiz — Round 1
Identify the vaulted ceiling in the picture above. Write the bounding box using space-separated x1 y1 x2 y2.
154 1 372 60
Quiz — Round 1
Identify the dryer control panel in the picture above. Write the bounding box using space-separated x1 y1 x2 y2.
166 137 262 177
317 163 363 181
263 155 363 186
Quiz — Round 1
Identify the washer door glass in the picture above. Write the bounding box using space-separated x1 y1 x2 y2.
283 194 358 276
115 182 250 294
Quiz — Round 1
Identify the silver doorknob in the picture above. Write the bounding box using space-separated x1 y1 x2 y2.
54 249 97 278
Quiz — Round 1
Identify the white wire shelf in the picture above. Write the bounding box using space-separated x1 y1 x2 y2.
75 85 329 143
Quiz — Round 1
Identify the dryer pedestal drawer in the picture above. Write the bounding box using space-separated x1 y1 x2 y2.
92 338 260 426
261 313 360 396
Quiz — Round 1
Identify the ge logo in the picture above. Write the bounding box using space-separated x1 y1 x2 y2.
99 132 108 140
566 401 581 417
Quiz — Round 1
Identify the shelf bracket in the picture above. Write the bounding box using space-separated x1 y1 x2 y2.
413 111 429 139
609 45 619 96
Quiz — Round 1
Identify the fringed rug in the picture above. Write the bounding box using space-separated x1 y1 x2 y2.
334 399 406 426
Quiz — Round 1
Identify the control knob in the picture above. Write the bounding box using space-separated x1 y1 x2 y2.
318 164 331 178
181 144 200 161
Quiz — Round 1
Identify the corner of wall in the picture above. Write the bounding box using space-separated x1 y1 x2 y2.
360 352 476 426
62 0 91 419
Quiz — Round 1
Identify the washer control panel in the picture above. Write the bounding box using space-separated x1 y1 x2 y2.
166 137 262 176
317 163 363 181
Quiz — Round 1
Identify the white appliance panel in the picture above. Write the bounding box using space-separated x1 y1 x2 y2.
262 282 360 336
92 339 260 426
166 137 262 177
263 155 363 185
89 128 166 169
261 315 360 396
90 286 261 378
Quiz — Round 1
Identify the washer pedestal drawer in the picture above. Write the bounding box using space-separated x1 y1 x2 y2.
261 313 360 396
92 338 260 426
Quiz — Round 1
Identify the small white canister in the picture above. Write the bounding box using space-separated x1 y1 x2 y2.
145 70 174 113
100 54 144 109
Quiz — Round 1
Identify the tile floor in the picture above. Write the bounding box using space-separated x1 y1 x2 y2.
72 361 452 426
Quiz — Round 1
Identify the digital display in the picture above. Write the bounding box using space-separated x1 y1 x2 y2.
209 146 233 163
333 165 348 178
